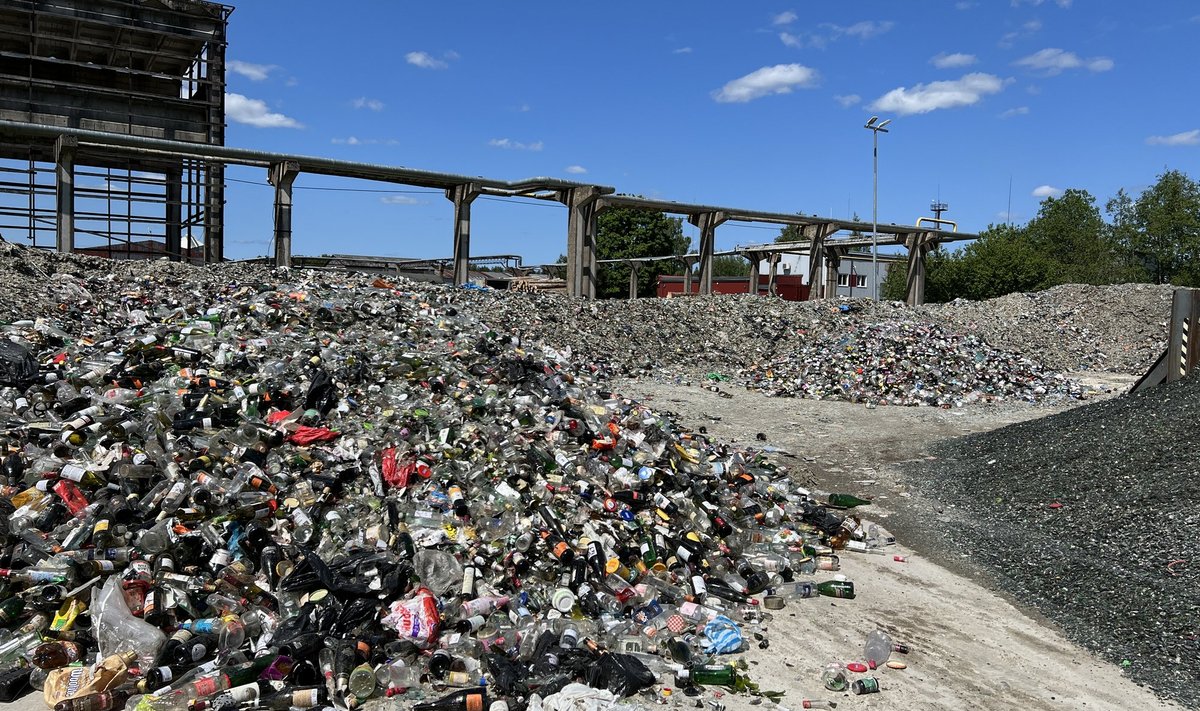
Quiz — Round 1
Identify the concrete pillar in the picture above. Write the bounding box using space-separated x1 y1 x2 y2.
626 260 642 299
905 231 937 306
165 167 182 262
679 255 700 295
822 246 845 299
205 163 225 263
54 136 78 254
557 187 603 298
804 223 838 300
745 250 766 295
268 160 300 268
687 211 729 295
445 183 482 287
766 254 781 296
807 247 825 301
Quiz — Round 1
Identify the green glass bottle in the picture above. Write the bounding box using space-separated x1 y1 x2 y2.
678 664 737 686
0 596 26 625
816 580 855 599
826 493 872 509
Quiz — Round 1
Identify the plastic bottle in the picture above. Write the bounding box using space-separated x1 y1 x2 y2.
864 629 893 666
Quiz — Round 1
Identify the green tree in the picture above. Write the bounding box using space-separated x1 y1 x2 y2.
775 223 803 244
1023 189 1134 286
881 248 964 302
593 205 688 298
1117 170 1200 284
710 255 751 277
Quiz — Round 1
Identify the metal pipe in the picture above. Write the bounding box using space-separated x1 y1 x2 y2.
0 119 611 193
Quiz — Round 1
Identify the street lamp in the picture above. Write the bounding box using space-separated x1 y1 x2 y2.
864 116 891 301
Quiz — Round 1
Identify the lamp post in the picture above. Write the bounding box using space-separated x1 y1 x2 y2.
864 116 891 301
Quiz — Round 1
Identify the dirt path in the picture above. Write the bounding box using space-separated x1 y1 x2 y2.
610 375 1175 711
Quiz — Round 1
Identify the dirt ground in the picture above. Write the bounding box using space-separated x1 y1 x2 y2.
608 373 1179 711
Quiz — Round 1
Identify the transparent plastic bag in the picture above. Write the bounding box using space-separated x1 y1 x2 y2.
91 576 165 670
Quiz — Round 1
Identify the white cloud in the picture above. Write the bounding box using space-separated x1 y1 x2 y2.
331 136 398 146
999 19 1042 48
1012 0 1072 7
931 52 977 69
838 20 895 39
1032 185 1063 198
834 94 862 108
779 20 892 50
1015 48 1114 75
225 93 302 128
1146 129 1200 147
673 47 693 54
870 73 1007 115
564 165 588 174
488 138 544 151
956 1 977 8
406 51 449 70
779 32 805 48
773 10 797 25
352 97 384 111
712 64 819 103
227 60 276 81
380 195 424 205
1000 106 1030 118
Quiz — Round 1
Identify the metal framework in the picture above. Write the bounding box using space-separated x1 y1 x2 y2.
0 0 230 262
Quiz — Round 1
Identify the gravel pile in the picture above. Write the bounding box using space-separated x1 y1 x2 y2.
903 376 1200 708
920 283 1174 374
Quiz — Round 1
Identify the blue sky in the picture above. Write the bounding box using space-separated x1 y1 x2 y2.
219 1 1200 264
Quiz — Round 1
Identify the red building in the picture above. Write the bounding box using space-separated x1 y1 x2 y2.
656 275 809 301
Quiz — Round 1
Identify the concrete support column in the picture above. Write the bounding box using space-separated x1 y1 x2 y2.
268 160 300 268
165 167 183 262
205 163 225 263
625 260 642 299
678 255 700 295
766 254 781 296
804 223 838 300
54 136 78 254
558 187 604 298
688 211 729 295
445 183 482 286
807 247 825 301
905 231 938 306
822 246 846 299
744 250 766 295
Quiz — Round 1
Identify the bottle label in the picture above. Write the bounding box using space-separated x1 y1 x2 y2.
466 693 485 711
192 675 219 696
292 689 319 708
60 464 87 481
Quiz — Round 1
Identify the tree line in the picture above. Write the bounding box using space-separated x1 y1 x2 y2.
881 169 1200 302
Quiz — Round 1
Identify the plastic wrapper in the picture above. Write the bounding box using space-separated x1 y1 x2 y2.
381 587 441 647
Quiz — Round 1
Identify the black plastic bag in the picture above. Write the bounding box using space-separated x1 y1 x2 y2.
599 652 655 697
0 340 36 387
